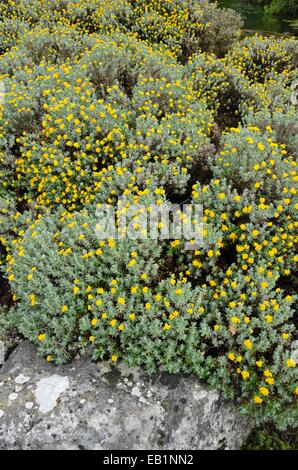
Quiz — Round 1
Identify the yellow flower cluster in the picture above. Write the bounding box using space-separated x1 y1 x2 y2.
0 0 297 427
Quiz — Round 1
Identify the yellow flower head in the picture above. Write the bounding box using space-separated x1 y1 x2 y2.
259 387 269 396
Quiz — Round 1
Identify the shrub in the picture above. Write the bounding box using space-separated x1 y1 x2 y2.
124 0 243 60
187 125 298 426
0 18 29 54
6 193 173 364
243 423 298 450
262 0 298 16
226 35 298 85
0 196 35 268
0 0 243 61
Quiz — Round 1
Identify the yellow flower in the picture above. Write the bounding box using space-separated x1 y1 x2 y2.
38 333 46 341
61 305 68 313
46 355 52 362
259 387 269 396
254 395 263 404
111 355 118 362
129 313 136 320
91 318 98 327
163 323 171 331
117 297 125 305
89 336 95 342
244 339 252 349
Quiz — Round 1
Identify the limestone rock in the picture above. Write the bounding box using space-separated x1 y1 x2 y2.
0 341 251 450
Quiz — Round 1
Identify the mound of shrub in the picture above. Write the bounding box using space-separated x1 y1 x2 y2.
0 0 243 61
0 31 213 213
186 51 264 128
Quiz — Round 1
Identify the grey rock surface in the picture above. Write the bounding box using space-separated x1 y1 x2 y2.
0 341 251 450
